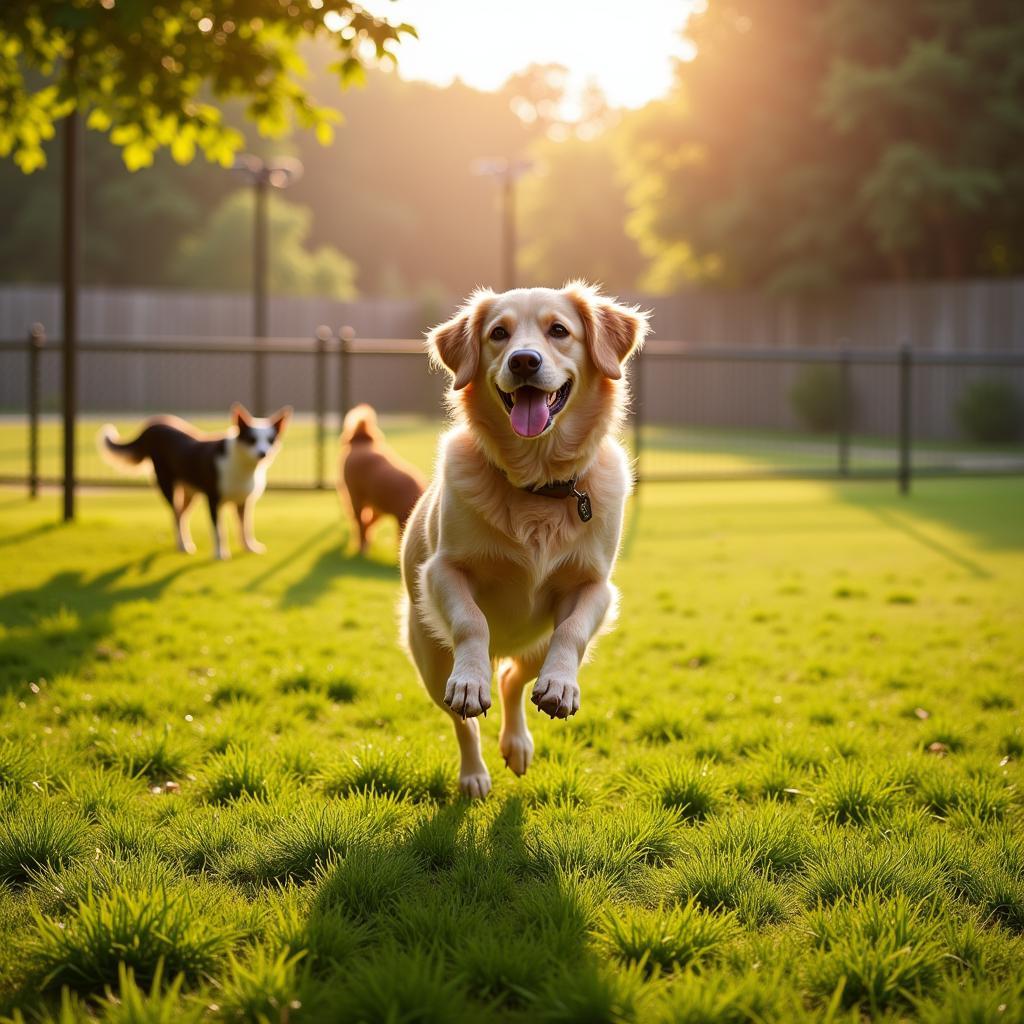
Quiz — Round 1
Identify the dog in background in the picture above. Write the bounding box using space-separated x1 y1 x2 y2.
99 403 291 559
401 283 648 797
338 404 426 555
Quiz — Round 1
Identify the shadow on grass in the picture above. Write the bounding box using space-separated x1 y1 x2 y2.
837 478 1024 559
280 545 400 609
0 520 61 550
0 558 194 694
299 797 596 1017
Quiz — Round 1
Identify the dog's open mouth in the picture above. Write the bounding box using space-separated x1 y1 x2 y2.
498 381 572 438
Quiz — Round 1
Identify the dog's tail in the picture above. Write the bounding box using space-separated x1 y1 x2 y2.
340 404 382 445
97 424 150 474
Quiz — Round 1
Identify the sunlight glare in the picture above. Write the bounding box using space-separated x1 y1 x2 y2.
360 0 699 115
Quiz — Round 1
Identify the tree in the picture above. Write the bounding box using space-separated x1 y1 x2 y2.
0 0 414 172
621 0 1024 292
172 188 357 298
0 131 232 283
517 128 645 292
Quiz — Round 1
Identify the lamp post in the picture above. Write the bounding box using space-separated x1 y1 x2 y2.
471 157 533 290
231 154 303 414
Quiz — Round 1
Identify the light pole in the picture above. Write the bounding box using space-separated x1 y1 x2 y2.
231 155 303 414
471 157 533 291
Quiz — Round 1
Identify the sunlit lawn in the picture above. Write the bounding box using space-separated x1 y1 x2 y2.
0 474 1022 1021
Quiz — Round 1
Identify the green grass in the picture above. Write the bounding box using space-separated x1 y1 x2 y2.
0 469 1022 1021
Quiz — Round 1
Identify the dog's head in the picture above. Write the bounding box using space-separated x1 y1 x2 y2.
428 284 648 480
232 403 292 461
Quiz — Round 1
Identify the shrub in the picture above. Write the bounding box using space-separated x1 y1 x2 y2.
790 364 850 433
956 377 1021 443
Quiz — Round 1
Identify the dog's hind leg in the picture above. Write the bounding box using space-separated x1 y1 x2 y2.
236 499 265 555
407 611 491 799
174 486 197 554
498 648 545 777
356 505 378 555
208 494 228 560
154 466 186 554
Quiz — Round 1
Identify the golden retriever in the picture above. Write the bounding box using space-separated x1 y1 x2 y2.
400 283 648 797
339 404 426 554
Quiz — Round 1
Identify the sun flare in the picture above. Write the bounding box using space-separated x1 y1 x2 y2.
363 0 698 116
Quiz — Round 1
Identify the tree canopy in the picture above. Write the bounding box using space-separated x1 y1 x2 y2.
0 0 414 172
173 187 357 298
619 0 1024 292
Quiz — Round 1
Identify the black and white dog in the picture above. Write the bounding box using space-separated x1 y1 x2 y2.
99 404 291 559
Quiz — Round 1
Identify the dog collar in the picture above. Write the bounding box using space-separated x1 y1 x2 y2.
522 477 593 523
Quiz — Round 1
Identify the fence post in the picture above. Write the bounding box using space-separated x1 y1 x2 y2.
837 343 850 477
632 347 643 490
898 343 912 495
338 325 354 429
314 326 331 490
28 323 45 498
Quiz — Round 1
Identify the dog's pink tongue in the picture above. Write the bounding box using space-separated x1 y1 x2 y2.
510 386 551 438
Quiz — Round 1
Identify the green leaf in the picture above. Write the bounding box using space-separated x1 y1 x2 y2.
170 132 195 165
86 108 112 132
123 140 155 171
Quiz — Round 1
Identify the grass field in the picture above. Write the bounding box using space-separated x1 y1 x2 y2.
1 472 1023 1022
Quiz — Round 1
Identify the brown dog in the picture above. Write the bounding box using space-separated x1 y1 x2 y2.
401 283 648 797
338 404 426 555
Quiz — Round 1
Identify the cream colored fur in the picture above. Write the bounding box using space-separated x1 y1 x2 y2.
400 283 648 798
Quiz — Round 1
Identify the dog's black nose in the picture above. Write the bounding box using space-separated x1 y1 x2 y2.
508 349 542 378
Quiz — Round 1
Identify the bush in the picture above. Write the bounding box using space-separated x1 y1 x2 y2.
956 377 1021 442
790 364 849 433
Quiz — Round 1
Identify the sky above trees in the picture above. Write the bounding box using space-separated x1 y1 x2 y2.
361 0 698 117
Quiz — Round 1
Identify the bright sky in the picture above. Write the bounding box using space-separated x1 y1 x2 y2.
362 0 699 115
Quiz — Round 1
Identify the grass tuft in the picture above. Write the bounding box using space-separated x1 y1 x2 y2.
196 745 276 804
25 885 239 994
643 760 723 820
813 760 902 824
0 803 90 886
320 745 448 803
805 893 945 1011
664 850 789 926
599 899 737 975
213 946 308 1022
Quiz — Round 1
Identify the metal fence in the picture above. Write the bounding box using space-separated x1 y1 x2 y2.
1 328 1023 495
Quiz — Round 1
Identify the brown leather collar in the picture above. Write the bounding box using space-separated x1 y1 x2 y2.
521 476 593 522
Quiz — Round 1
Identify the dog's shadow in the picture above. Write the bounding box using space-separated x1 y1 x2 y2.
298 795 596 1013
0 556 194 696
278 538 400 609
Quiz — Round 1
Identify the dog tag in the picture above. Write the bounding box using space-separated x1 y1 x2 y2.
574 488 592 523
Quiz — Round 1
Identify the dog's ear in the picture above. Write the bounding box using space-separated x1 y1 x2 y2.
270 406 292 436
565 282 650 380
232 403 253 429
427 288 496 391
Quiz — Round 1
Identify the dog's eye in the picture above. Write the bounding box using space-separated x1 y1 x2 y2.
549 322 569 338
490 326 509 342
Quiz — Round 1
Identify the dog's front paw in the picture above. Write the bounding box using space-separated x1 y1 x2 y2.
531 674 580 719
443 672 492 719
244 540 266 555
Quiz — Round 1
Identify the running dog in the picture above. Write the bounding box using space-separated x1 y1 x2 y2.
401 283 648 797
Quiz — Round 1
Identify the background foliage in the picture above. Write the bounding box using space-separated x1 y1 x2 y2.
2 2 1024 299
